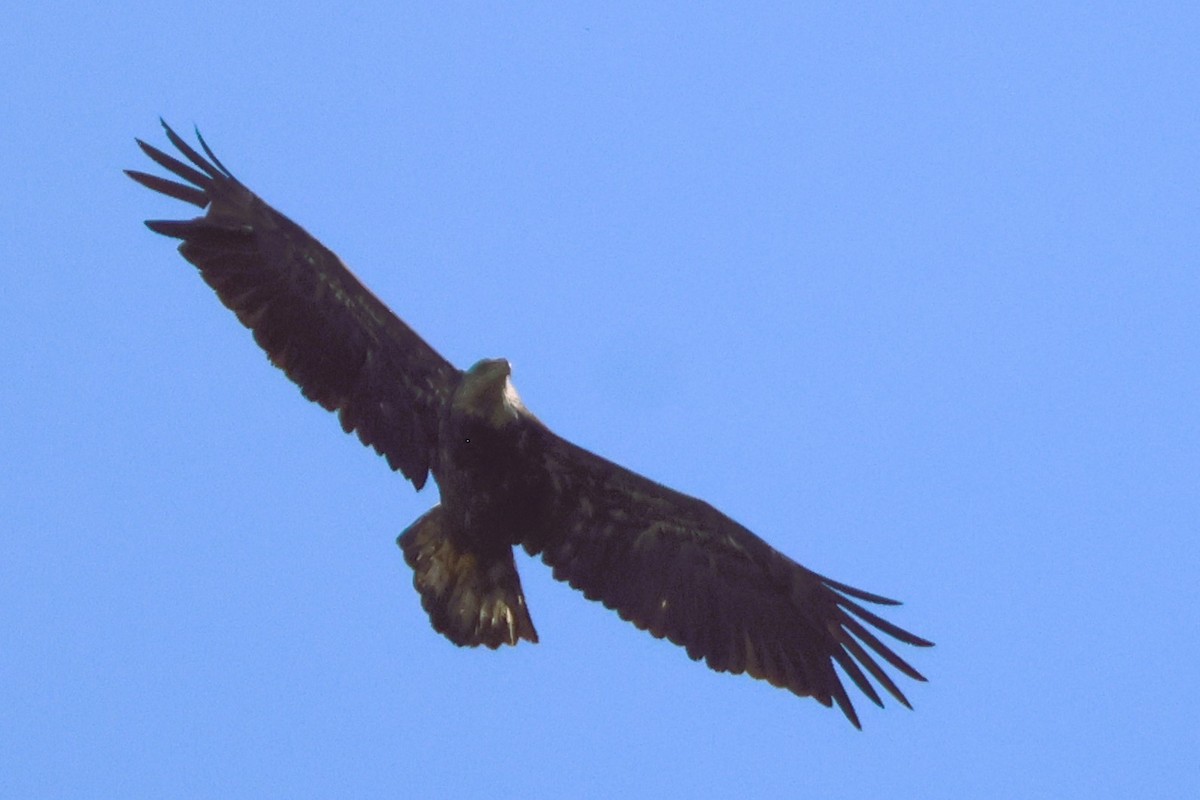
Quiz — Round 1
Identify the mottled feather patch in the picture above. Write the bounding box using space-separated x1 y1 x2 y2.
527 426 931 728
130 122 461 490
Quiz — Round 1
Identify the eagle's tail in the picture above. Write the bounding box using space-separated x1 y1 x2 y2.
398 506 538 648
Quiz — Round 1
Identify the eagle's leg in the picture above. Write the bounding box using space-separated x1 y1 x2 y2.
398 505 539 648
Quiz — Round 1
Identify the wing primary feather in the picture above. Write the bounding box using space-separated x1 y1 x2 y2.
829 643 884 709
159 119 225 179
194 125 236 178
819 573 903 605
839 614 929 683
837 632 912 708
125 170 208 208
827 676 861 730
833 591 935 648
134 139 213 189
144 219 202 239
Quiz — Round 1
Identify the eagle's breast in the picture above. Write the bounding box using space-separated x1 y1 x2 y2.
436 359 548 548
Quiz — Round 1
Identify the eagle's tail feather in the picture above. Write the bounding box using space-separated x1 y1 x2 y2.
398 506 538 648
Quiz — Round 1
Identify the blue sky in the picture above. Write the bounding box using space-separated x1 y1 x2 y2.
2 3 1197 797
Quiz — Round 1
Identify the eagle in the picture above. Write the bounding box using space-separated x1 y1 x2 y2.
127 121 932 728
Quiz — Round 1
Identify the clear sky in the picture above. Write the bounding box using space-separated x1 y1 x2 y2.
2 3 1197 798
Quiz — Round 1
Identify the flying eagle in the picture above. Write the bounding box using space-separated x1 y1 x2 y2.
127 121 932 728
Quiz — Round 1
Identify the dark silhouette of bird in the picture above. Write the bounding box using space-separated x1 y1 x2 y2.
127 121 932 727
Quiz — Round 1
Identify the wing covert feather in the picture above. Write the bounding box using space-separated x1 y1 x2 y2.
524 430 932 728
128 122 459 488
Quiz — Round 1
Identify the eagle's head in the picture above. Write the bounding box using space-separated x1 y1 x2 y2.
452 358 527 428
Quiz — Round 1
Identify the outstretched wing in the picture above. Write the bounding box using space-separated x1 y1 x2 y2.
524 431 933 728
127 121 460 489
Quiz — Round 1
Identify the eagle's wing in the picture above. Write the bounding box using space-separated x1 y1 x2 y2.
524 430 932 728
127 122 460 489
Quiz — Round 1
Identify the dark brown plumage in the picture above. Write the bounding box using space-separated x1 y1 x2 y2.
128 121 932 728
